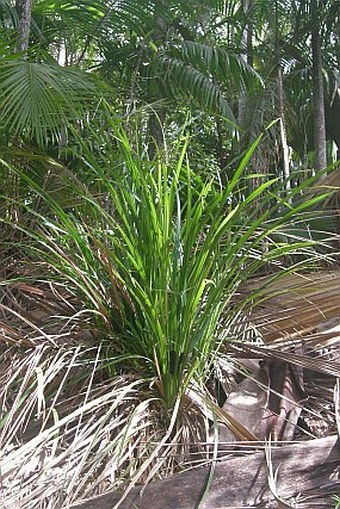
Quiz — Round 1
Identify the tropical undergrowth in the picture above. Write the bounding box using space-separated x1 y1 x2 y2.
0 113 337 508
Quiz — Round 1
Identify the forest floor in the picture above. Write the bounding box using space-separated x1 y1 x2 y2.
1 270 340 508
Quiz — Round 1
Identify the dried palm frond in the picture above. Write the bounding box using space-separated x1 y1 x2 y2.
218 269 340 444
248 270 340 342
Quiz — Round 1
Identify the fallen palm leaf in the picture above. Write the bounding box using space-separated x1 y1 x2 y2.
247 270 340 341
232 343 340 378
203 395 259 442
216 357 306 442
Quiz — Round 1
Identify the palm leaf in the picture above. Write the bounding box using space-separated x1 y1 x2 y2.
0 58 94 145
153 41 262 130
34 0 157 40
180 41 262 90
158 55 238 131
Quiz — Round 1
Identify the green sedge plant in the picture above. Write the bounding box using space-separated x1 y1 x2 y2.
1 114 333 414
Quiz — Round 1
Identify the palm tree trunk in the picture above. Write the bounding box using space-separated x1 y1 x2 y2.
277 67 291 189
15 0 33 52
147 12 167 159
148 105 166 159
311 0 327 170
274 0 290 188
238 0 253 141
242 0 253 67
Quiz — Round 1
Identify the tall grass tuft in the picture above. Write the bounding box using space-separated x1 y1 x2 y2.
1 115 332 412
